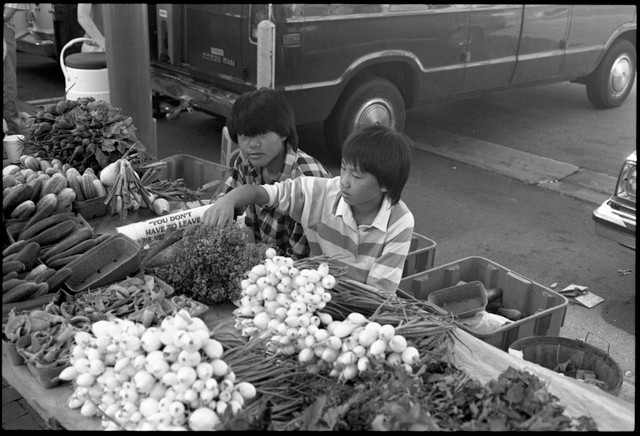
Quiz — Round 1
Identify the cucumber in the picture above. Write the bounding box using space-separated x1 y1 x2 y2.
3 278 30 294
45 267 72 293
2 281 39 303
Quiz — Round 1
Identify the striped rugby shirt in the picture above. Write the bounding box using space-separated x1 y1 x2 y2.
219 145 332 259
262 176 415 295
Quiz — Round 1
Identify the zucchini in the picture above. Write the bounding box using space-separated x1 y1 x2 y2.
2 292 59 315
19 193 58 233
2 278 30 294
11 241 41 271
497 307 523 321
93 233 111 245
18 211 75 240
30 282 50 299
45 267 72 293
32 267 57 283
2 239 26 257
41 226 93 262
45 238 97 264
24 264 49 281
48 254 82 270
3 260 26 275
3 271 19 281
24 220 77 246
2 281 39 303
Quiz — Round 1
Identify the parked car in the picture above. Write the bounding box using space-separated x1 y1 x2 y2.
592 151 636 249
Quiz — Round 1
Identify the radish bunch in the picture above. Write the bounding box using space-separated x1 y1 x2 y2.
235 251 420 381
309 315 420 381
59 310 256 430
233 248 335 356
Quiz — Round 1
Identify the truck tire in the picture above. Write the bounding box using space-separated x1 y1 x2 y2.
586 39 636 109
324 77 405 153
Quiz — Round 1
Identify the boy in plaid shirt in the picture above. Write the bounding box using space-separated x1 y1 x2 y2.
204 124 415 295
215 88 332 259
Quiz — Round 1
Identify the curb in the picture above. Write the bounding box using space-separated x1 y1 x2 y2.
408 126 616 206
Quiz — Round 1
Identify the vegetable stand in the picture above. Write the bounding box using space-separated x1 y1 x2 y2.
2 197 635 430
2 146 635 430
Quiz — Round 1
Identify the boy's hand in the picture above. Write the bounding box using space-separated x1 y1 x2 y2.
201 197 235 228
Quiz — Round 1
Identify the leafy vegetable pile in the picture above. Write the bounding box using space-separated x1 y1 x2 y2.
297 362 598 431
223 351 598 431
4 304 92 370
154 223 272 304
20 98 150 174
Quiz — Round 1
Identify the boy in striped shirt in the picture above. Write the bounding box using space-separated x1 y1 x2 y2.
204 124 415 295
216 88 332 259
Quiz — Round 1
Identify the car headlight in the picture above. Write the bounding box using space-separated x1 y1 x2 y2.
616 161 636 202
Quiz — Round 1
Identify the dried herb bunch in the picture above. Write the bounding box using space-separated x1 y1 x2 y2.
155 223 272 304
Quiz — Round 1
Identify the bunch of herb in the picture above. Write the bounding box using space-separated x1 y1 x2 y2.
21 97 150 173
155 223 272 304
287 361 598 431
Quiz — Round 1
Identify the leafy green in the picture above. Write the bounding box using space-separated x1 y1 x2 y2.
288 361 598 431
21 97 150 173
154 223 272 304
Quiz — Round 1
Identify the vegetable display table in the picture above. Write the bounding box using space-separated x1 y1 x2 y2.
2 206 634 431
3 310 634 431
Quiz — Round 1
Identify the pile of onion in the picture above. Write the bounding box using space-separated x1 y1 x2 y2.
59 310 256 430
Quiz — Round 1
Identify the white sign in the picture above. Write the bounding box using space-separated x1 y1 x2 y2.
116 204 212 246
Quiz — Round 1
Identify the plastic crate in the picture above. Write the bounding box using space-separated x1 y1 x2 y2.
64 233 141 293
399 256 569 351
156 154 232 197
402 232 436 277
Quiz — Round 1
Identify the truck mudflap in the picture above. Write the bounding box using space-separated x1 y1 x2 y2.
150 65 241 118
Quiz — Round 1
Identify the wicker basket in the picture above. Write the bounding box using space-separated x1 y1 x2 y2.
508 334 623 396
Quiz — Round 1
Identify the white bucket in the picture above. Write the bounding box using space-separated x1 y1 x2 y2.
60 37 110 103
3 134 25 163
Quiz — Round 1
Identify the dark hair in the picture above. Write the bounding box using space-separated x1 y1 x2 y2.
341 124 412 205
226 88 299 151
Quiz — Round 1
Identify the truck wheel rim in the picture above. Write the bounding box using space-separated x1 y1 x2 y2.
353 98 393 131
609 55 633 98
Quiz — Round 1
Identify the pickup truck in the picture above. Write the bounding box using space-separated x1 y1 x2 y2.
20 5 637 153
149 4 636 152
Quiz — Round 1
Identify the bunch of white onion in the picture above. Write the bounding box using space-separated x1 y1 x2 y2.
59 310 256 431
233 248 335 356
235 250 420 381
310 313 420 380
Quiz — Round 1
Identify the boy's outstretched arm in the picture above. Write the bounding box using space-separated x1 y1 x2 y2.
201 184 269 228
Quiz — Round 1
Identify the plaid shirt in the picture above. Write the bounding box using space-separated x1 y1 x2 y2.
218 145 332 259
